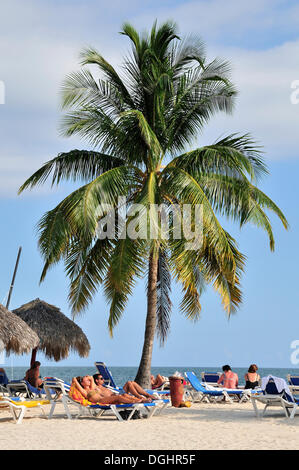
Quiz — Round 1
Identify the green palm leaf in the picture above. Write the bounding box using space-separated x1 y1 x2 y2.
156 248 172 345
18 150 126 192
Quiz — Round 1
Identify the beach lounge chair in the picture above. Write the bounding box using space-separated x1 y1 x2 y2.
251 376 299 419
94 361 170 396
0 396 50 424
201 371 221 387
287 375 299 395
43 377 169 422
184 371 229 402
6 379 45 398
94 362 122 390
0 370 9 386
185 371 250 403
0 371 9 395
0 384 7 395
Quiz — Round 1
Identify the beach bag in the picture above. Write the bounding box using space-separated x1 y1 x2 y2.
119 410 142 420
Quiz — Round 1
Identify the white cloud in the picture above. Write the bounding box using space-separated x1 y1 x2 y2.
197 40 299 161
1 0 299 197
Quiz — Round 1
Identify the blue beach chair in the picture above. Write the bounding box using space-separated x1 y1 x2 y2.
185 371 250 403
185 371 228 402
94 362 121 390
0 370 9 394
287 375 299 395
201 371 221 386
6 380 46 398
0 370 9 386
251 376 299 419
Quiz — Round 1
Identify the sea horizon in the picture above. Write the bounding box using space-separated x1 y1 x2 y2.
4 365 299 386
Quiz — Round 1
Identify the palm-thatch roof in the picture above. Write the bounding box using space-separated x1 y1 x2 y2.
0 303 40 354
12 298 90 361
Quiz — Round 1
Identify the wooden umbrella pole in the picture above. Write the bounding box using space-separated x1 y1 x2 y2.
30 347 38 367
6 246 22 310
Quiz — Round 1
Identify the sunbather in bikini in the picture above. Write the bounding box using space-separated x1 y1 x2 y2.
72 375 152 404
151 374 167 389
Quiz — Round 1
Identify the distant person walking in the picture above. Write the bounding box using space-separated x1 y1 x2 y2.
217 365 239 389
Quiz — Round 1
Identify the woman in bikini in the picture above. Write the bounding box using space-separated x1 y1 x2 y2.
244 364 260 389
72 375 152 404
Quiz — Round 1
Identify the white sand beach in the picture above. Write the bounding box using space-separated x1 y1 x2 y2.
1 401 299 450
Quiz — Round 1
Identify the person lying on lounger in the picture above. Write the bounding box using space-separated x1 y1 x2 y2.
92 373 153 401
151 374 168 389
72 375 152 405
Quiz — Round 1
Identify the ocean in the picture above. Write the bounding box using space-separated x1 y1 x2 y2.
3 365 299 386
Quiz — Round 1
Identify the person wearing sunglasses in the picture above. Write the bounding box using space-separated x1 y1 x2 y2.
72 375 152 405
93 373 153 401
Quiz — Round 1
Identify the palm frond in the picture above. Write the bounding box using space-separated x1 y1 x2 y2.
18 150 126 192
198 174 288 250
104 237 147 335
156 248 172 345
168 133 267 182
79 47 135 108
65 237 114 315
161 166 238 271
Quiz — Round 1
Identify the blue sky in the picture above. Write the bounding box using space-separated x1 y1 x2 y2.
0 0 299 369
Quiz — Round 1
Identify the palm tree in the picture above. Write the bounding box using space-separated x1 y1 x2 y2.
19 21 288 388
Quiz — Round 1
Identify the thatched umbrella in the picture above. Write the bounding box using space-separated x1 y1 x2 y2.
12 298 90 364
0 303 39 355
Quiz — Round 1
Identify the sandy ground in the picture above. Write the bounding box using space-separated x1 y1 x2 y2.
1 399 299 450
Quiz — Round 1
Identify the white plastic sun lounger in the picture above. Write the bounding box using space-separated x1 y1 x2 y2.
185 371 255 403
0 396 50 424
251 376 299 419
43 377 169 421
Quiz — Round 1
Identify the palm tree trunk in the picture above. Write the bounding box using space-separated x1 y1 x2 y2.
135 250 158 388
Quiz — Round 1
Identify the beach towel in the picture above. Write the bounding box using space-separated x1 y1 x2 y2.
261 375 293 401
68 383 93 406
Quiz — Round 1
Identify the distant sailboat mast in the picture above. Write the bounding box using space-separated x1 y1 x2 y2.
6 246 22 310
5 246 22 379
